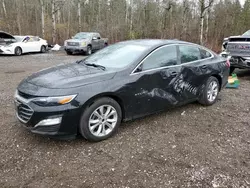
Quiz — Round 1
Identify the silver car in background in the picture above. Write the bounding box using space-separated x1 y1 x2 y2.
64 32 108 55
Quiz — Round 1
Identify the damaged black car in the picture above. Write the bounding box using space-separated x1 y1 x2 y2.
15 39 230 141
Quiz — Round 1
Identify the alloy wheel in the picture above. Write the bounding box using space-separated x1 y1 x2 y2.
16 48 22 56
87 47 92 55
88 105 118 137
207 80 218 102
41 46 46 53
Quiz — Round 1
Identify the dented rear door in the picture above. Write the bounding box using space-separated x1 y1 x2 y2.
174 44 217 102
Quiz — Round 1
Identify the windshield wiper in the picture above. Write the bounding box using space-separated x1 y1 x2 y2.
84 63 106 70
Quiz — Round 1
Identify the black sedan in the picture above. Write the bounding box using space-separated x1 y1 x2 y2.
15 40 230 141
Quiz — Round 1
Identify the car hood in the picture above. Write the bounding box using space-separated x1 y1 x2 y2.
65 38 89 43
0 31 15 39
21 63 116 89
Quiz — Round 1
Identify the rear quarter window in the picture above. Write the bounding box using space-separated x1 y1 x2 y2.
200 48 212 59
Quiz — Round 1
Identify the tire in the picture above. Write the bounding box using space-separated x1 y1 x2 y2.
40 45 46 53
14 47 22 56
66 51 73 55
198 76 220 106
86 46 92 55
79 97 122 142
230 67 235 75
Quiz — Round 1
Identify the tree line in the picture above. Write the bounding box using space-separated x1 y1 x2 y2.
0 0 250 52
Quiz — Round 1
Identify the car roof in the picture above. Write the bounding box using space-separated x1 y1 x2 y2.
116 39 216 55
14 35 34 38
117 39 194 47
77 32 96 35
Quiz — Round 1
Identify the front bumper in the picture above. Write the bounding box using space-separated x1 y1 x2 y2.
64 46 87 53
0 47 14 55
14 92 81 139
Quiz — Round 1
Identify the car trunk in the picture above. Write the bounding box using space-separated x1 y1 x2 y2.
226 36 250 57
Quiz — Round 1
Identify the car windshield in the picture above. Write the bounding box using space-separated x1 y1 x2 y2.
243 30 250 36
73 33 91 39
81 43 148 69
14 36 24 42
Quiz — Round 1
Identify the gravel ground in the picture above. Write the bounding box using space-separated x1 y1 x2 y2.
0 52 250 188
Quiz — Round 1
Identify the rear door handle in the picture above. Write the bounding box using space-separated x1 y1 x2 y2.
171 71 178 77
201 65 207 69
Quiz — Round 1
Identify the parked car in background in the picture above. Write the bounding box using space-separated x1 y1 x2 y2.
0 31 48 56
64 32 108 55
221 30 250 73
15 39 229 142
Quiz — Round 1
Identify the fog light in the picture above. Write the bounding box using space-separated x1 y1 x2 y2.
35 117 62 127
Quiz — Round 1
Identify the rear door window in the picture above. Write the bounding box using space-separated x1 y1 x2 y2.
179 45 201 64
200 48 212 59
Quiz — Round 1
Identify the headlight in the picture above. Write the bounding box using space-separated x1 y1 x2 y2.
32 94 77 106
4 44 12 48
81 42 87 46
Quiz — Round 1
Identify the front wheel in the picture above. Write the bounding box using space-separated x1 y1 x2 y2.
14 47 22 56
198 76 220 106
79 97 122 142
86 46 92 55
66 51 73 55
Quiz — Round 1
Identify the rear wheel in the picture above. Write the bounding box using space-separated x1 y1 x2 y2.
230 67 235 75
198 76 219 106
79 97 122 142
40 45 46 53
14 47 22 56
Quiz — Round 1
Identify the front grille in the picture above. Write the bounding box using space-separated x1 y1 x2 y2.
18 91 35 99
67 42 79 46
229 38 250 42
15 99 34 123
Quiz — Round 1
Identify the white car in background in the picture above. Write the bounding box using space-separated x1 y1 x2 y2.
0 31 48 56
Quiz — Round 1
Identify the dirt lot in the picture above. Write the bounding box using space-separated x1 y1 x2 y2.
0 52 250 188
